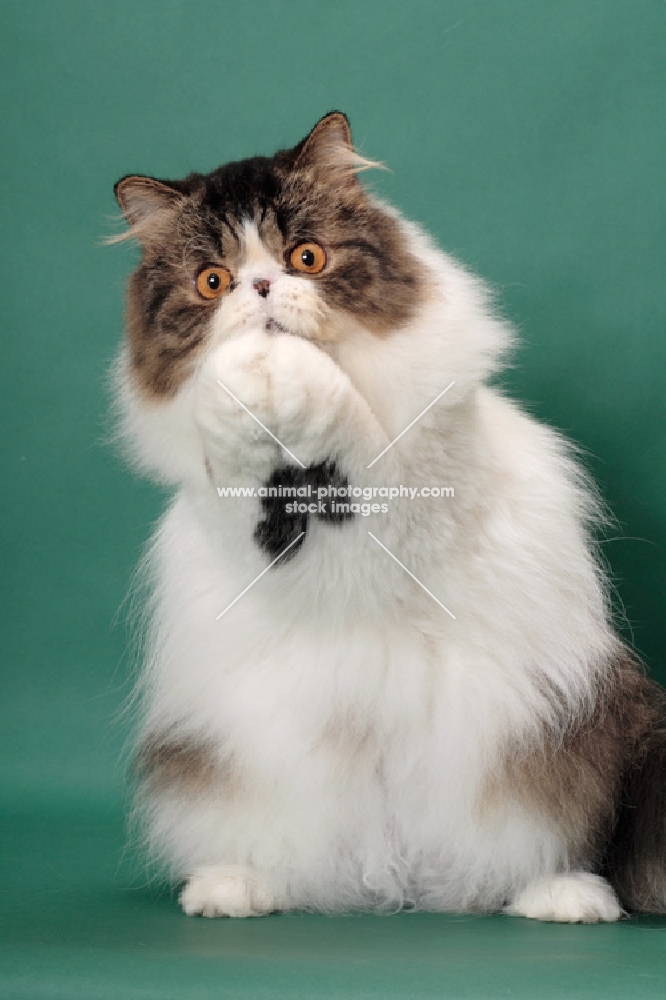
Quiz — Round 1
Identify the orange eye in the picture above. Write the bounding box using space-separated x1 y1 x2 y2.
289 242 327 274
195 266 232 300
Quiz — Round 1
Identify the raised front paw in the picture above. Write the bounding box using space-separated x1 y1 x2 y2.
194 329 278 477
267 333 350 465
179 864 275 918
195 329 351 475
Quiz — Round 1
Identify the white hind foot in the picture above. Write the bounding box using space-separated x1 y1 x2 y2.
506 873 623 923
179 864 275 918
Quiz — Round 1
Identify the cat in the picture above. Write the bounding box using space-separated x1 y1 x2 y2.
112 111 666 921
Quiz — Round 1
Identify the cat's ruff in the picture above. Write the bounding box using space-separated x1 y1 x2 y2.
114 112 666 921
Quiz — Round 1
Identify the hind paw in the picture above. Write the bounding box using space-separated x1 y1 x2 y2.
506 873 623 923
179 864 275 918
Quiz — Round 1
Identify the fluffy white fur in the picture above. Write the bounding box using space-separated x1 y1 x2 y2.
119 211 622 920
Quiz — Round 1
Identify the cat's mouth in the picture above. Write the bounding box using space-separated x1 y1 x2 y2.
265 318 291 335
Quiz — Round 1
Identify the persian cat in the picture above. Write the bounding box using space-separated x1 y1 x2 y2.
113 112 665 921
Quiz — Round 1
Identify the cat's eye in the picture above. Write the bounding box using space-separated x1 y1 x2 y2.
289 242 327 275
195 265 232 300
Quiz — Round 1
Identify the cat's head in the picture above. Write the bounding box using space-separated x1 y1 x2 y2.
114 112 425 397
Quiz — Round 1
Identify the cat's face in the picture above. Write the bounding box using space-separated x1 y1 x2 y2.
115 113 424 396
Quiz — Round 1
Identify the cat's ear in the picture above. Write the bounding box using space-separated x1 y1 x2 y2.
293 112 380 184
294 112 353 169
114 175 185 230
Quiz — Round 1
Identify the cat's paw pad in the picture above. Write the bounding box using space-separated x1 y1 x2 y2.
179 865 274 918
506 873 623 924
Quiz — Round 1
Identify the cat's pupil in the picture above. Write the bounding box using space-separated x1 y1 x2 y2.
301 249 315 267
207 272 220 290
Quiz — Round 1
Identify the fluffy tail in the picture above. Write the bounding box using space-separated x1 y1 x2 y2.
605 691 666 913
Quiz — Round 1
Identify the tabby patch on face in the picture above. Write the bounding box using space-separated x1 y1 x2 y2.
113 112 425 397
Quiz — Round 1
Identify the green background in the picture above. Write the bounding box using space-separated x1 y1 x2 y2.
1 1 665 996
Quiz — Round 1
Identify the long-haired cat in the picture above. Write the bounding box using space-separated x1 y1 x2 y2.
113 112 666 921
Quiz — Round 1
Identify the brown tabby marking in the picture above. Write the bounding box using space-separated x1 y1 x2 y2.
136 729 240 797
604 686 666 912
481 649 658 867
319 709 376 768
115 112 425 398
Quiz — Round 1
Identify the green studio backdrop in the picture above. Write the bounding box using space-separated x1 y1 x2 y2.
1 2 665 998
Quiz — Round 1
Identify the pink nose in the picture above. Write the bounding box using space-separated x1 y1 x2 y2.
252 278 271 298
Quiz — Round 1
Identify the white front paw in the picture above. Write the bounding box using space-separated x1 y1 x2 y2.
194 330 277 476
179 864 275 918
506 873 623 924
195 330 350 475
268 334 349 464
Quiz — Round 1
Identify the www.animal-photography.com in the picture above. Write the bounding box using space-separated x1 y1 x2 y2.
1 3 665 998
